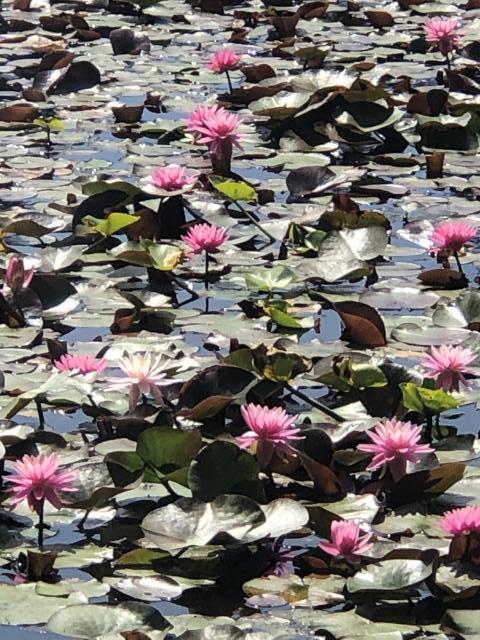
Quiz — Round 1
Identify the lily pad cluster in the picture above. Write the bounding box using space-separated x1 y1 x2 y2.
2 0 480 637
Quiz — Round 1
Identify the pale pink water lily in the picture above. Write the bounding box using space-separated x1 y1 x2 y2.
319 520 374 563
181 223 229 255
186 105 244 154
424 17 462 56
2 256 35 295
357 418 433 481
7 452 76 515
422 344 475 392
54 354 107 375
108 353 172 412
209 49 242 73
430 221 476 254
236 403 303 468
441 505 480 536
150 164 197 192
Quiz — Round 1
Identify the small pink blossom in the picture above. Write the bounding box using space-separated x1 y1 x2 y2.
150 164 197 192
357 418 433 481
2 256 35 295
181 223 228 255
422 344 475 392
430 221 476 254
236 403 303 468
108 353 172 412
7 452 76 515
208 49 242 73
54 354 107 375
186 105 244 154
441 505 480 536
319 520 374 563
424 17 462 56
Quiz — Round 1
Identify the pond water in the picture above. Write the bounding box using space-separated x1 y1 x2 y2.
1 0 480 638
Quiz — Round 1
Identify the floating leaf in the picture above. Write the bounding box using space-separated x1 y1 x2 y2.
141 494 265 551
33 117 64 130
334 301 387 347
401 383 459 416
347 559 432 594
147 243 183 271
245 266 297 292
188 441 263 502
209 176 257 202
47 602 164 638
86 212 140 237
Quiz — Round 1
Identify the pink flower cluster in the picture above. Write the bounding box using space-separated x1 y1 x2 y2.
236 403 303 468
422 344 475 392
7 452 76 515
442 505 480 536
151 164 197 192
319 520 374 563
182 223 228 254
424 17 462 56
208 49 242 73
55 354 107 375
186 105 244 154
358 418 433 481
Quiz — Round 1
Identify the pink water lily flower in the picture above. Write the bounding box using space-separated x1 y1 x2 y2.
319 520 374 563
186 105 244 154
54 354 107 375
357 418 433 481
7 452 76 515
236 403 303 468
422 344 475 392
2 256 35 295
151 164 197 192
108 353 173 412
424 17 462 56
441 505 480 536
208 49 242 73
430 221 476 254
181 223 228 255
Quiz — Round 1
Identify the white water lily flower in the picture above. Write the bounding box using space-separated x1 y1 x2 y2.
108 353 174 412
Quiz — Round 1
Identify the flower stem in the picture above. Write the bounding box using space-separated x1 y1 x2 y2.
37 500 45 549
389 457 407 482
285 383 345 422
204 251 210 313
453 251 464 274
225 70 233 94
233 200 276 243
204 251 210 291
424 413 433 442
266 467 276 496
35 397 45 430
